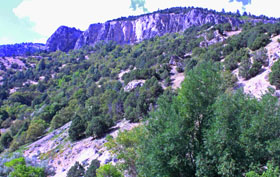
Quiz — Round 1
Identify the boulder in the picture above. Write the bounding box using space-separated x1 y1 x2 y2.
124 80 145 92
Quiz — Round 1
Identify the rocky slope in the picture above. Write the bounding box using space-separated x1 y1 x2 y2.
234 34 280 98
23 120 139 177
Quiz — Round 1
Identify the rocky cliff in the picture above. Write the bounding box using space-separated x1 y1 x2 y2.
46 26 83 52
74 9 243 49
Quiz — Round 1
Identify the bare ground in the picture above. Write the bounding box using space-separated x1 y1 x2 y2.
23 120 139 177
234 35 280 98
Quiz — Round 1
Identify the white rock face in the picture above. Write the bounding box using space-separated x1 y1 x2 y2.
124 80 145 92
74 9 243 49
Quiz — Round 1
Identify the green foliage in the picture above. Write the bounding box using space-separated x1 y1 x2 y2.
246 163 279 177
86 116 110 138
69 115 86 141
0 17 279 177
5 157 45 177
0 132 13 148
197 91 280 176
224 48 249 71
105 127 144 176
221 70 238 91
122 68 159 84
96 164 123 177
248 61 262 78
269 59 280 89
137 62 223 176
10 120 24 136
50 105 75 129
85 159 100 177
67 162 85 177
25 119 47 143
249 34 270 51
239 56 251 79
0 144 4 153
253 48 269 67
206 30 215 40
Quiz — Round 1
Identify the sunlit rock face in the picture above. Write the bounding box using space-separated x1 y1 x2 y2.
46 26 83 52
74 9 243 49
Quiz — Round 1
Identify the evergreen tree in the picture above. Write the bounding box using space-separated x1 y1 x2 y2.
67 162 85 177
69 115 86 141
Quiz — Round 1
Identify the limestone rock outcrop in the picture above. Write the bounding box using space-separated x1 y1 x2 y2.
74 9 244 49
46 26 83 52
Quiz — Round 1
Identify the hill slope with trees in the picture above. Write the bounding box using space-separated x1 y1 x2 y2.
1 7 280 177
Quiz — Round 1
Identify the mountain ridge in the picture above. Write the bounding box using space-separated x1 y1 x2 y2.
1 7 279 55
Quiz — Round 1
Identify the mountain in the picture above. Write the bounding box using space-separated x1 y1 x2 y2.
74 8 244 49
1 6 280 177
0 43 45 57
0 7 277 54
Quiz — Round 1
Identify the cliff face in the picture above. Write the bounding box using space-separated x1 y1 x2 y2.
46 26 83 52
74 9 243 49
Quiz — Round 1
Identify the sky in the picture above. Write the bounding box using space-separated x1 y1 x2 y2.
0 0 279 45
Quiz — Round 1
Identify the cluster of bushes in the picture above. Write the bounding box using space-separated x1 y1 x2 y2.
105 62 280 177
67 159 122 177
269 59 280 88
0 153 54 177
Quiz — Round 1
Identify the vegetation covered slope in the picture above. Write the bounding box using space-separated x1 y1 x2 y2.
1 9 280 176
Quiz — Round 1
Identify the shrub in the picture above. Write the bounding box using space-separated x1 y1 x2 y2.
96 164 123 177
105 127 144 176
25 119 47 143
86 116 110 138
206 30 215 40
224 53 239 71
10 120 24 136
50 106 74 129
239 56 252 79
253 48 269 67
67 162 85 177
1 118 13 128
5 157 45 177
9 132 27 152
0 144 4 153
248 61 262 78
85 159 100 177
0 132 13 148
69 115 86 141
269 59 280 89
249 34 270 51
246 163 279 177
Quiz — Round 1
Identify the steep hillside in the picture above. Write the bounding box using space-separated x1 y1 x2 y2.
1 7 280 177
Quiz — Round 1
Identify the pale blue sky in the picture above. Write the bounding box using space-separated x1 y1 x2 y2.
0 0 278 45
